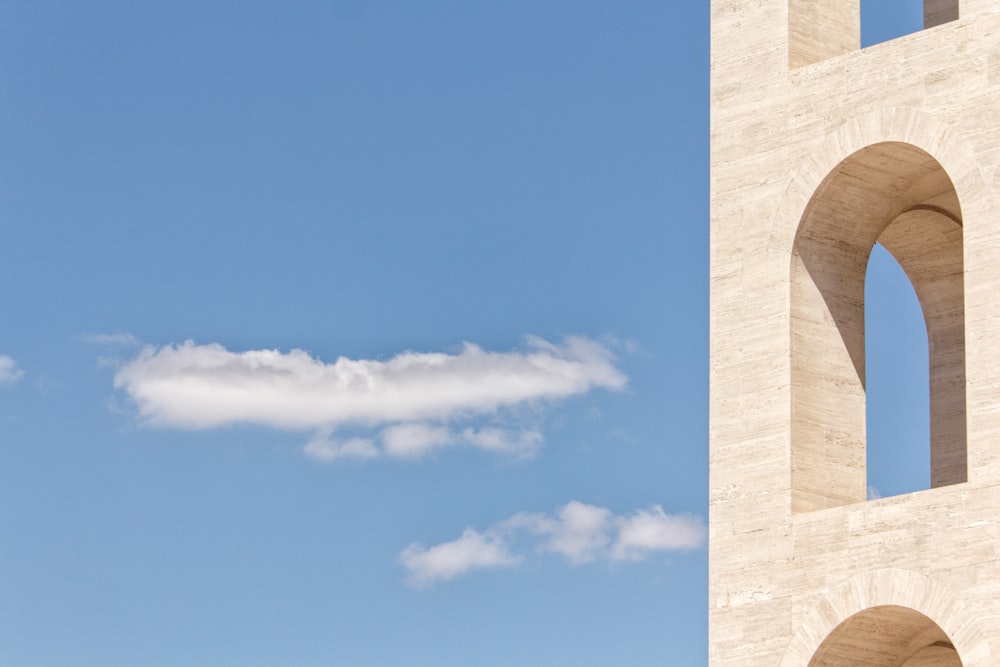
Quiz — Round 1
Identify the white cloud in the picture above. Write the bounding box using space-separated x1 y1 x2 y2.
0 355 24 384
302 432 379 462
380 423 455 458
537 501 614 564
610 505 706 561
83 332 140 346
379 423 543 459
399 501 706 587
399 529 521 588
461 426 542 456
113 336 626 461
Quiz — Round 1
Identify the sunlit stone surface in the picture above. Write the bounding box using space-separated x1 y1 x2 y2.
709 0 1000 664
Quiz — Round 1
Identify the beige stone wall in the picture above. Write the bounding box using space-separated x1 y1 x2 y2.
709 0 1000 664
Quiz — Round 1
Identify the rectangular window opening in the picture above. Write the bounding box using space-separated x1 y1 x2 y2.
790 0 960 68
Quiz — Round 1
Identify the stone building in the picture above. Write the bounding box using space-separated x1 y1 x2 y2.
709 1 1000 664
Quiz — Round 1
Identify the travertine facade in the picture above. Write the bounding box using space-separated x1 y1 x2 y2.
709 1 1000 664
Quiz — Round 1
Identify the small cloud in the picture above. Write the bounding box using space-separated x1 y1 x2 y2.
399 529 521 588
610 505 706 561
599 334 641 356
400 501 706 588
112 336 626 462
83 332 140 346
0 356 24 384
459 426 542 457
303 432 379 462
380 423 455 459
537 501 614 564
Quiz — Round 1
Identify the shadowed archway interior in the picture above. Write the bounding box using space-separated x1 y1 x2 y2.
809 605 962 666
790 141 966 513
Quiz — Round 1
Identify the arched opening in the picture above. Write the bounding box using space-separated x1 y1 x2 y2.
790 142 965 513
865 244 929 498
809 605 962 666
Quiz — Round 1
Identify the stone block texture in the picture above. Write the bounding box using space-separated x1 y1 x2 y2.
709 0 1000 664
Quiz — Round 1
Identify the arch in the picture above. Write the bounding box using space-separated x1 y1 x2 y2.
790 140 965 512
877 206 966 487
779 569 995 667
767 108 986 257
763 107 994 493
809 605 960 666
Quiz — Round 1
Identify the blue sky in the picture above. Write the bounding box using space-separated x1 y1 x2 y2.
1 2 929 665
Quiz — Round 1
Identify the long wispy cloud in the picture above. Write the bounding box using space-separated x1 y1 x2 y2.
83 332 141 346
113 336 627 460
400 501 705 588
0 355 24 384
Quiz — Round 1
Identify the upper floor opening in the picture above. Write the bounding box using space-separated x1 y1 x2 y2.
789 0 960 68
862 0 924 47
790 142 966 513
